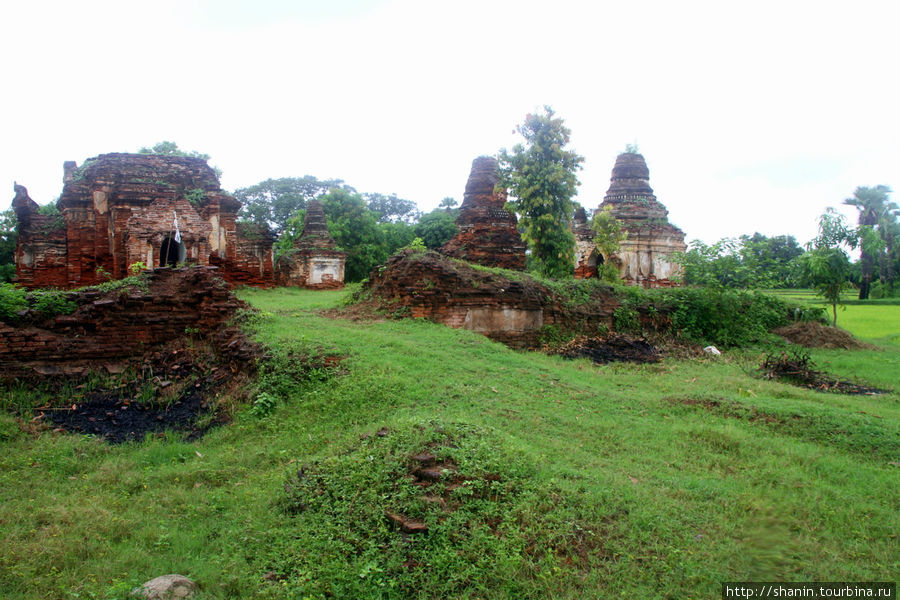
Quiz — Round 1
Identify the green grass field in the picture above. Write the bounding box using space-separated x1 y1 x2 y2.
0 287 897 599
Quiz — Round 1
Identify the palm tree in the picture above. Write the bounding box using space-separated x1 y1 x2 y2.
843 185 893 299
877 203 900 293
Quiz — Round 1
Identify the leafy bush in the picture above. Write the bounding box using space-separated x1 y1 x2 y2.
26 289 76 319
0 285 76 321
596 284 824 347
0 264 14 284
656 287 821 347
185 188 206 206
613 304 641 333
0 283 26 321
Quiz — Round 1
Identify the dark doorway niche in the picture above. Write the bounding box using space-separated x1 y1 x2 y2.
586 249 602 278
160 236 186 267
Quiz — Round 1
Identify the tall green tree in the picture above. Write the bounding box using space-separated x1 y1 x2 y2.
674 239 746 287
318 189 414 282
235 176 351 234
320 189 383 282
364 193 419 223
842 185 893 299
438 197 458 210
673 233 805 288
795 208 857 326
414 208 459 249
0 209 17 283
738 233 805 288
498 106 584 278
878 208 900 294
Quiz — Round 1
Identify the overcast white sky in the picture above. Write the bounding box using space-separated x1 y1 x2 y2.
2 0 898 245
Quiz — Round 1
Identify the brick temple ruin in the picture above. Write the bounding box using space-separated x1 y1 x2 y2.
275 200 346 288
13 153 275 289
441 156 526 270
574 152 686 287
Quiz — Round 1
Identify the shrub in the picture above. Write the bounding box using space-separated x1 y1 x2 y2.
0 283 26 321
0 285 76 322
26 289 76 319
658 287 814 347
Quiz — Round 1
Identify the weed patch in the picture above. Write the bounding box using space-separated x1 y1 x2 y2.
274 421 619 598
252 341 345 416
758 350 889 395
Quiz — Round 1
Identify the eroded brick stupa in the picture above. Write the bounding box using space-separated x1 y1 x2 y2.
13 153 275 288
275 200 346 288
441 156 526 270
575 152 686 287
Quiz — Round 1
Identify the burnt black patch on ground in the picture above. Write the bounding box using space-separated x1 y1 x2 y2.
556 335 661 364
43 367 222 444
759 350 889 395
29 330 262 443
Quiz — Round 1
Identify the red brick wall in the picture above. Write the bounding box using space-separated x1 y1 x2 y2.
367 250 618 348
14 154 276 289
0 267 246 378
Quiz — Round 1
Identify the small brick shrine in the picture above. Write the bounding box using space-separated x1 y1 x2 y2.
575 152 686 287
13 153 275 289
275 200 346 288
441 156 526 270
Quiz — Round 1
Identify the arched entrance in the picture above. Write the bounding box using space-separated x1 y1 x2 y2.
588 249 602 278
160 236 186 267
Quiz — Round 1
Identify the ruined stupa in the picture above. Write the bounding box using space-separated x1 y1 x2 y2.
13 153 275 288
275 200 346 288
572 206 598 279
574 152 686 287
441 156 526 270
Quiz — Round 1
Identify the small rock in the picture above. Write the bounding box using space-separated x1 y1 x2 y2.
131 574 198 599
703 346 721 356
417 466 448 481
385 511 428 534
411 452 435 465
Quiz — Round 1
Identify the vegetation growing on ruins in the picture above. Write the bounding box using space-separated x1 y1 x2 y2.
0 285 75 322
590 206 628 282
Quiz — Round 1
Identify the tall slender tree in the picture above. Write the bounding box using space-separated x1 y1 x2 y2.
498 106 584 278
795 208 857 326
843 185 893 299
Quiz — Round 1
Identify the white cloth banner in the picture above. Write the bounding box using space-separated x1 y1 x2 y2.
173 210 182 243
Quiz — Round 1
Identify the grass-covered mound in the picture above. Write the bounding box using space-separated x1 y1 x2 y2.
274 421 620 598
360 250 824 349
